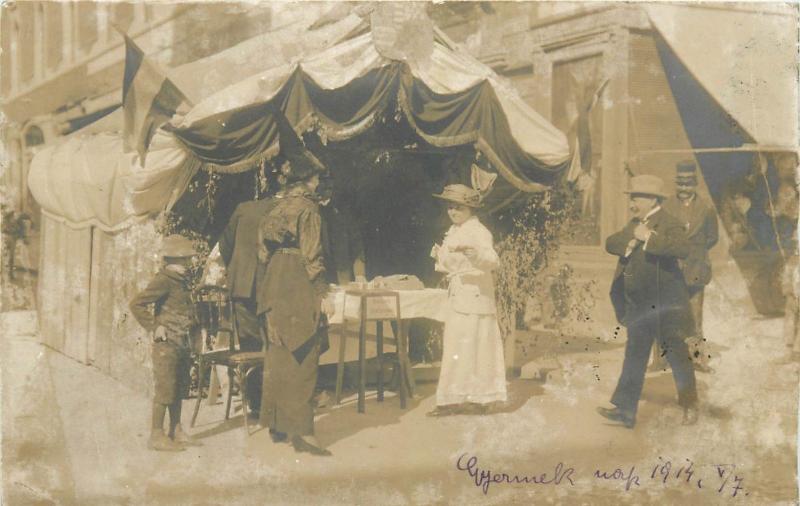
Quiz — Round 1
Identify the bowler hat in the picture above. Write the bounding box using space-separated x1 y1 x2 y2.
432 184 483 208
161 235 197 258
623 175 668 199
675 160 698 184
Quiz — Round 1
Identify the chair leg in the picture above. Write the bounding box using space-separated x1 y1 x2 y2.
335 324 347 404
396 320 409 409
377 321 384 402
207 366 221 406
239 365 249 434
242 364 262 436
358 306 367 414
224 366 234 420
190 358 206 428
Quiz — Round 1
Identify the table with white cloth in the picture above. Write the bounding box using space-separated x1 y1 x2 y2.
325 287 448 412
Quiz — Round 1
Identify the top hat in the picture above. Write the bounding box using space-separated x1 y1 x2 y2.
623 175 668 199
161 234 198 258
275 108 326 185
432 184 483 208
675 160 698 184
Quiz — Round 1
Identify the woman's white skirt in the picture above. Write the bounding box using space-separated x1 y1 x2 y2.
436 309 508 406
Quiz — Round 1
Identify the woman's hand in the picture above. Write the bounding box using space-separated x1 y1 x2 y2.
453 245 478 260
153 325 167 343
321 296 336 316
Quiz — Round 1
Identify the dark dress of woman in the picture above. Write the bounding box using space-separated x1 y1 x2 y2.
257 187 328 437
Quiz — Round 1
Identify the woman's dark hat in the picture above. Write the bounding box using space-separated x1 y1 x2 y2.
432 184 483 208
275 108 326 184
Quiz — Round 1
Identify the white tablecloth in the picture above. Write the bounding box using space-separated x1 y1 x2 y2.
325 288 449 325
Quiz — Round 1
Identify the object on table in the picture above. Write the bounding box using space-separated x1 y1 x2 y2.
372 274 425 291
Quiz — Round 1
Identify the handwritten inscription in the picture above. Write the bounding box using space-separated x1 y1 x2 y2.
456 454 575 495
456 455 748 498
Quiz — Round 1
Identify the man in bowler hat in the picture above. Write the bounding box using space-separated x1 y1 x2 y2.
597 174 699 428
658 160 718 373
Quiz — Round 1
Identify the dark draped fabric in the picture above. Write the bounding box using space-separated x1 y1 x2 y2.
169 63 568 201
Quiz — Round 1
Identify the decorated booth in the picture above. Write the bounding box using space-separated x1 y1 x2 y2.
27 6 570 395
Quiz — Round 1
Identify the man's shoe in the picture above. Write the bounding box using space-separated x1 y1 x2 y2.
171 424 202 447
596 406 635 428
682 407 699 426
148 432 185 452
459 403 489 415
291 436 332 456
426 405 456 417
269 429 288 443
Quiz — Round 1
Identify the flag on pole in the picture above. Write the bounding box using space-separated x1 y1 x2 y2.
566 78 609 183
118 30 191 163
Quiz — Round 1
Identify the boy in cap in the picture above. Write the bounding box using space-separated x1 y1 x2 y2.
130 234 202 451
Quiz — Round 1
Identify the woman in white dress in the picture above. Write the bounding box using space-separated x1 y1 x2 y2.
428 184 507 417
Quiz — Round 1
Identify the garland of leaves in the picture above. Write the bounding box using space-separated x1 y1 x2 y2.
494 184 580 339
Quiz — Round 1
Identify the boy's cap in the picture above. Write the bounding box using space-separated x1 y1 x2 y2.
161 235 197 258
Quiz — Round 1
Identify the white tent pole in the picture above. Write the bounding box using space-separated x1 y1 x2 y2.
636 146 799 155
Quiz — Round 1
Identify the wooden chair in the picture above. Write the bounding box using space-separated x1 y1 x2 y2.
190 286 265 434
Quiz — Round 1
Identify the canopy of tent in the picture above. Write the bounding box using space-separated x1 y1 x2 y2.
169 27 570 191
28 19 570 232
646 4 798 149
25 12 368 232
27 129 199 232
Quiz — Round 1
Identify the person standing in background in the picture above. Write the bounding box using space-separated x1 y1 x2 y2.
656 161 718 373
218 192 281 415
317 177 366 285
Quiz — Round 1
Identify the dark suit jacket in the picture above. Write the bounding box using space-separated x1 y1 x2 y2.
320 204 365 284
607 208 693 338
663 195 719 287
219 198 279 300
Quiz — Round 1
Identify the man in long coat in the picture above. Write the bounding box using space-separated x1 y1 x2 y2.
597 175 699 428
659 160 718 373
219 194 280 413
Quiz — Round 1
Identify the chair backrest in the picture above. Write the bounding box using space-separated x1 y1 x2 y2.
195 285 238 354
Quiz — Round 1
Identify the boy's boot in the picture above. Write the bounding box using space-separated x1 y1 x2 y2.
148 431 185 452
171 424 202 446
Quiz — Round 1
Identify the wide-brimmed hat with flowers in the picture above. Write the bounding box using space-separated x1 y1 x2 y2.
432 184 483 208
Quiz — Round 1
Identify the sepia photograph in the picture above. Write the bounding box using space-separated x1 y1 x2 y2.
0 1 798 504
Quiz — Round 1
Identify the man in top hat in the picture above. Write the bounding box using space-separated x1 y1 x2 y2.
597 174 699 428
659 160 718 373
